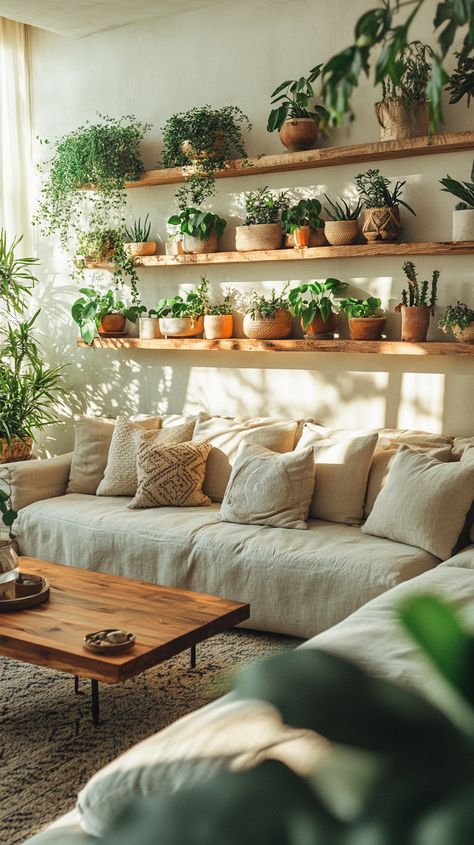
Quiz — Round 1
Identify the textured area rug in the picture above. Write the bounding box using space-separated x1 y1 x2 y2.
0 629 299 845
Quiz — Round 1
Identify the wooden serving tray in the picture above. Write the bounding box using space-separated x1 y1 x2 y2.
0 578 50 611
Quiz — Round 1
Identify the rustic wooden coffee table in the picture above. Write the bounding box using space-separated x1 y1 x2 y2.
0 558 250 725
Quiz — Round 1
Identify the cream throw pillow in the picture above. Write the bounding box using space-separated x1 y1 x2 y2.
97 418 194 497
295 424 378 524
67 416 116 495
220 442 315 530
193 415 299 503
129 440 212 509
362 445 474 560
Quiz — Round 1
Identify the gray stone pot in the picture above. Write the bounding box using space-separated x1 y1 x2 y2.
452 209 474 242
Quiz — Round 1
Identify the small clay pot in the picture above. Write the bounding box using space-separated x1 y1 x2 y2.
235 223 282 252
98 313 126 334
348 316 387 340
452 209 474 243
182 232 218 254
124 242 157 257
139 317 162 339
401 305 431 342
324 220 359 246
293 226 311 248
303 313 338 339
159 316 204 338
283 228 326 248
204 314 233 339
243 309 293 339
279 118 318 151
452 322 474 343
362 207 402 242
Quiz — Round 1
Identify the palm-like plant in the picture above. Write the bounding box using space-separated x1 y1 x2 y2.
0 230 38 314
440 160 474 209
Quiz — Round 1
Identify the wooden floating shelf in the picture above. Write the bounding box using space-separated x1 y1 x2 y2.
81 132 474 190
86 241 474 270
77 338 474 356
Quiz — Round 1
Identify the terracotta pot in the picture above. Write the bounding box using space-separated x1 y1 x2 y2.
453 209 474 242
452 322 474 343
362 207 401 242
243 309 293 339
284 228 326 248
324 220 359 246
0 436 33 464
293 226 311 248
302 313 338 339
375 98 429 142
139 317 162 339
159 316 204 338
348 316 387 340
124 242 157 257
98 313 126 334
204 314 233 339
182 231 218 254
279 118 318 151
235 223 282 252
401 305 431 342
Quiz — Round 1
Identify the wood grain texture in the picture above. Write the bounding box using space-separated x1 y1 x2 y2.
80 132 474 189
0 559 249 684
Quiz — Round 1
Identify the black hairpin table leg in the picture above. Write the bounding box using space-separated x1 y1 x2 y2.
190 644 196 669
74 675 79 694
91 679 100 726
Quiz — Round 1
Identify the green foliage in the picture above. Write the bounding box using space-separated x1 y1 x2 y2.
0 231 38 315
267 65 329 132
289 279 348 328
339 296 382 318
125 214 152 243
281 199 324 233
167 208 227 241
160 106 251 208
246 284 290 319
75 228 141 304
323 195 363 221
381 40 433 103
71 289 143 345
355 169 416 214
154 278 209 325
400 260 439 311
438 301 474 332
33 115 151 251
205 293 233 316
440 159 474 209
446 52 474 106
242 187 290 225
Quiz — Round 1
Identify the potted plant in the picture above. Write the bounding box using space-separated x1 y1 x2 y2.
289 278 347 339
167 208 226 254
71 288 142 344
397 261 439 342
440 160 474 242
138 306 162 340
124 214 156 257
156 278 209 338
75 227 141 305
339 297 386 340
160 106 251 208
267 65 329 151
204 290 234 340
375 42 433 141
236 187 290 252
438 301 474 343
355 169 416 242
165 221 184 256
323 195 363 245
243 286 293 339
281 199 325 248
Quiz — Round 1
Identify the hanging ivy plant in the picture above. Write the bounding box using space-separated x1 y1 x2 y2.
75 228 141 304
160 106 251 208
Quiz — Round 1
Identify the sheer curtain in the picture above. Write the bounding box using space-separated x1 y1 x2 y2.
0 17 31 245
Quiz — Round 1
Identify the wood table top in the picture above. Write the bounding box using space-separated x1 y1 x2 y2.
0 558 250 683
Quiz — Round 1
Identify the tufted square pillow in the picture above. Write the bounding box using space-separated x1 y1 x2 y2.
129 439 212 509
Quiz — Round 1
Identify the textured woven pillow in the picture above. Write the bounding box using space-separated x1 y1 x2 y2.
362 445 474 560
129 440 212 509
220 442 315 530
97 418 194 497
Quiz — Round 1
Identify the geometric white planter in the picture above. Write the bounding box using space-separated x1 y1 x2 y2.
452 209 474 242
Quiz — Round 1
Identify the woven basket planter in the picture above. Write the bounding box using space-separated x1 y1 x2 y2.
279 118 318 151
349 316 387 340
243 309 293 339
375 98 429 142
0 436 33 464
124 242 157 257
401 306 431 342
236 223 282 252
183 232 218 254
159 316 204 338
362 207 401 242
325 220 359 246
204 314 233 339
453 322 474 343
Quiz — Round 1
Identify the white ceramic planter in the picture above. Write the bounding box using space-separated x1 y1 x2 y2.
139 317 162 339
452 209 474 242
159 316 204 338
182 232 218 254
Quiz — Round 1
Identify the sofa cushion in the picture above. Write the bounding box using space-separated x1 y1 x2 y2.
66 416 116 495
220 443 315 530
130 440 212 509
16 495 438 639
0 453 72 512
192 415 299 503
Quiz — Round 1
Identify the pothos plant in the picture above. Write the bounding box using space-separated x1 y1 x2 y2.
71 288 143 345
160 106 251 209
167 209 227 241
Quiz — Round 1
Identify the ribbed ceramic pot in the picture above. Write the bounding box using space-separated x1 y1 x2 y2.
324 220 359 246
279 118 318 151
235 223 282 252
139 317 162 339
375 98 429 141
302 313 338 339
204 314 233 339
0 436 33 464
452 209 474 242
182 231 218 254
243 309 293 339
159 316 204 337
362 206 401 242
349 316 387 340
124 242 157 257
98 313 126 334
453 322 474 343
401 305 431 342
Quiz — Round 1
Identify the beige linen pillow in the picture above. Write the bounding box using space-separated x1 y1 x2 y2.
67 416 116 495
97 418 194 497
295 424 378 524
192 415 299 503
129 440 212 509
220 442 315 530
362 445 474 560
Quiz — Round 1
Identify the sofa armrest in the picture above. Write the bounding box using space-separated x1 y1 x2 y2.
0 453 73 511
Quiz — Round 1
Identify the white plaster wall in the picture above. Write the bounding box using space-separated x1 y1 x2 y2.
27 0 474 454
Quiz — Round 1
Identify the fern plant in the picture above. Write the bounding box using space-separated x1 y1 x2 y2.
400 261 439 312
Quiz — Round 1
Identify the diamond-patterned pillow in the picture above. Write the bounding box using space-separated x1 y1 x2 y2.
129 439 212 509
